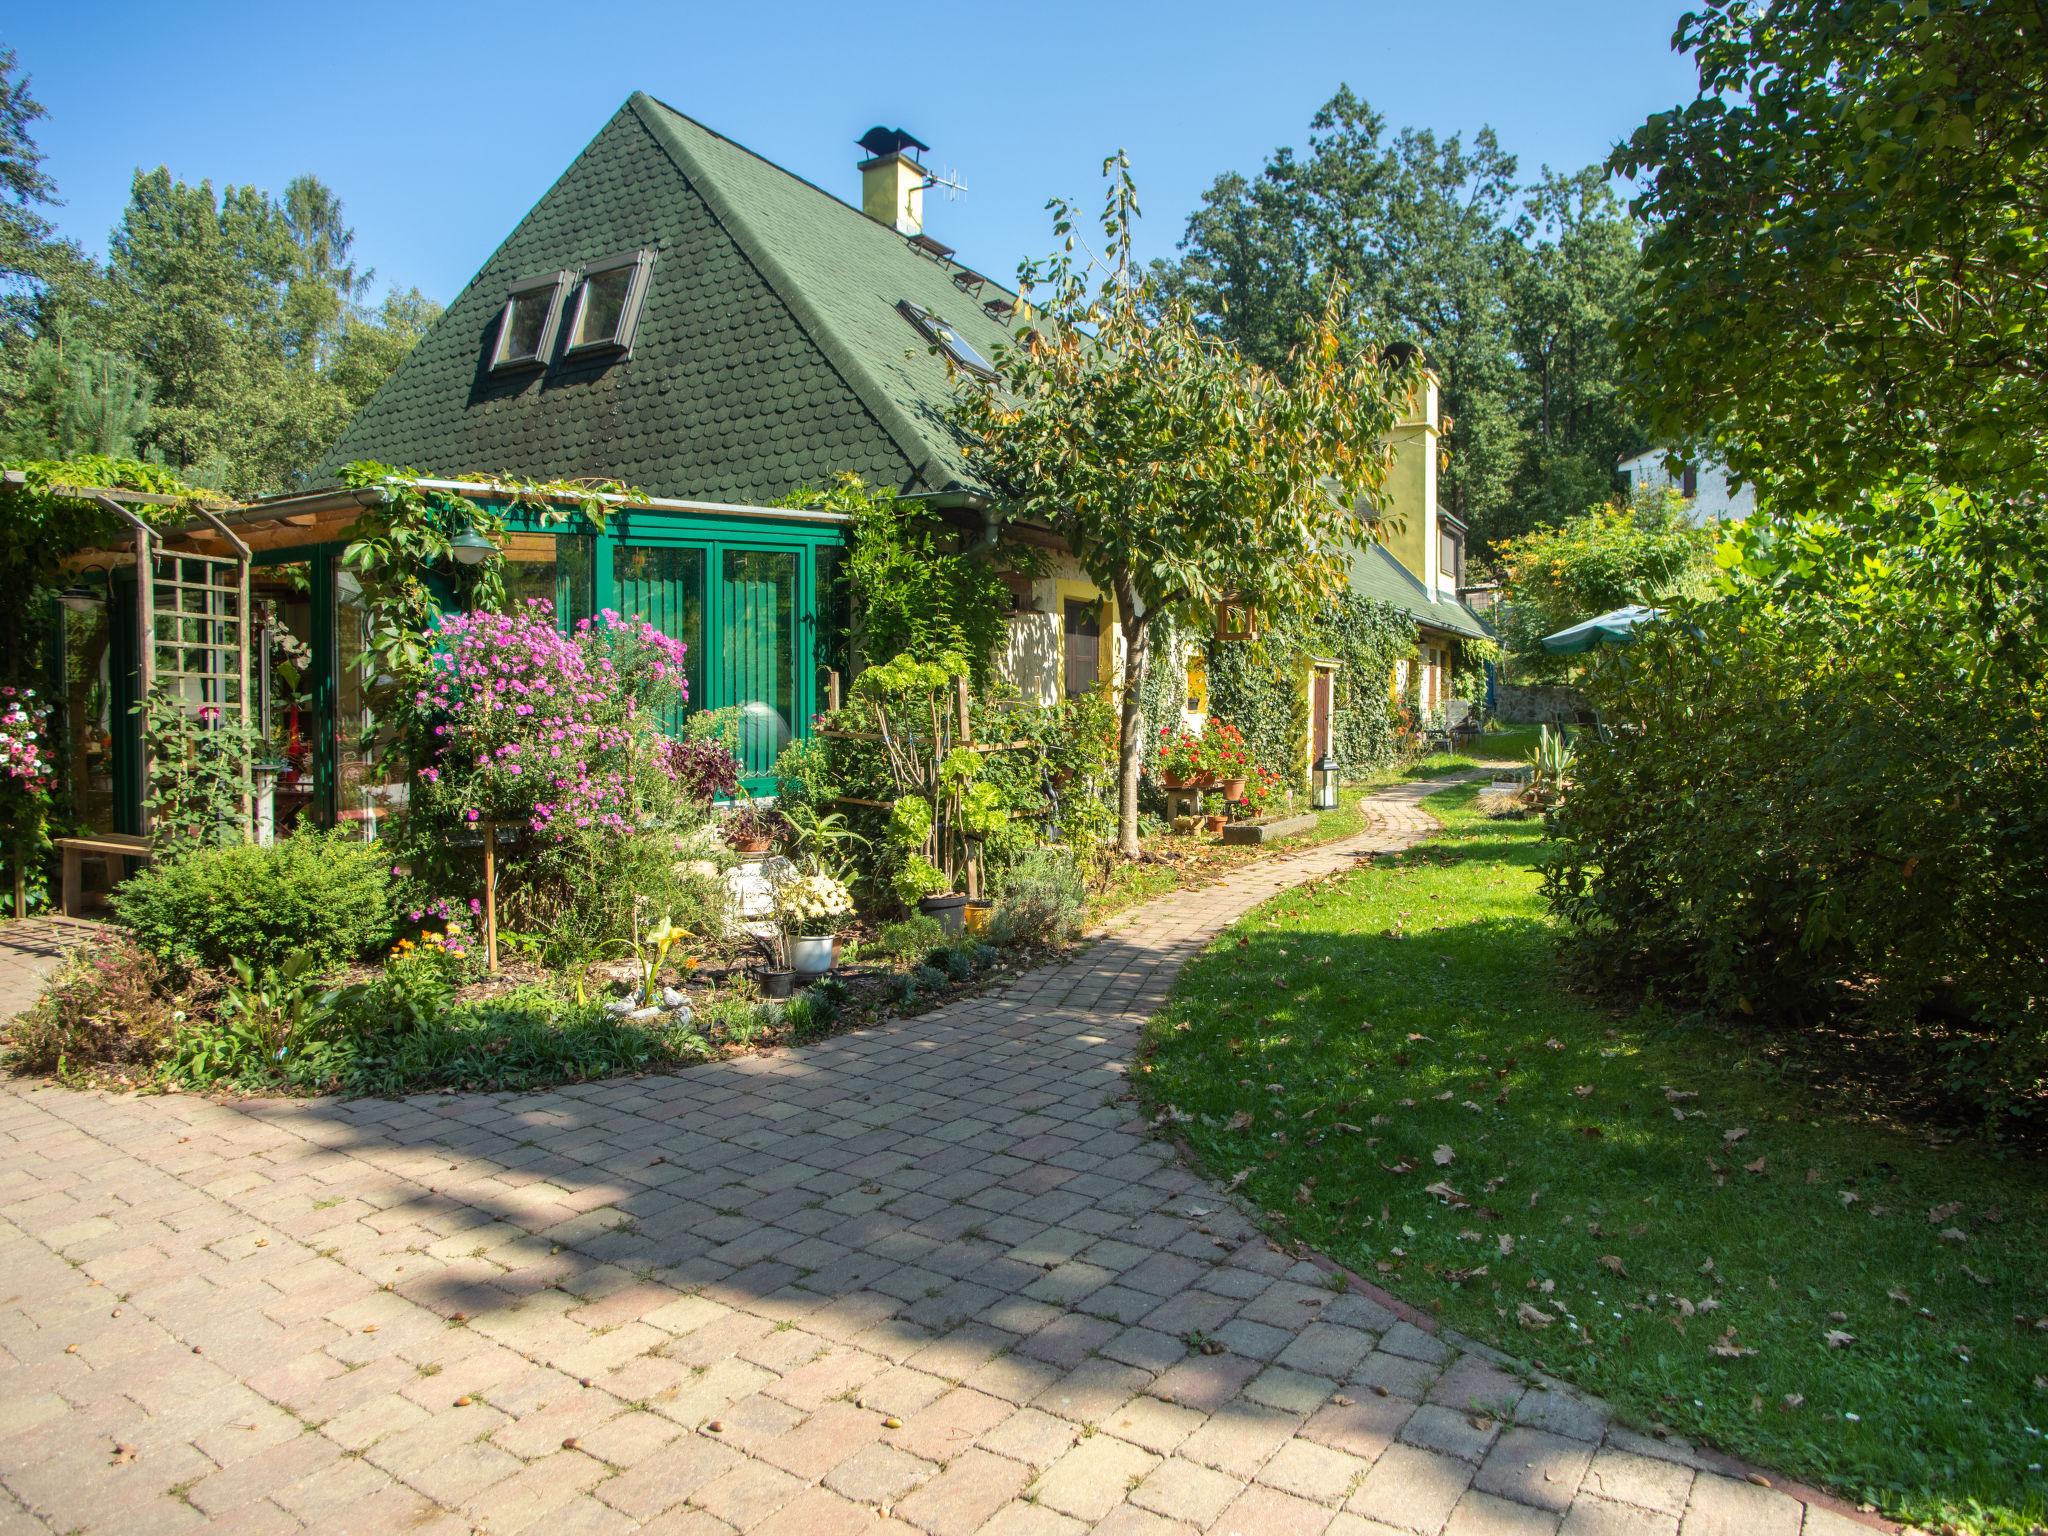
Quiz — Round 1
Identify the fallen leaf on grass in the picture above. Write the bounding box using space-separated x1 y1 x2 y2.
1572 1084 1593 1098
1663 1087 1699 1102
1824 1330 1857 1349
1927 1202 1962 1225
1744 1157 1767 1174
1709 1328 1756 1358
1782 1394 1804 1411
1887 1286 1911 1304
1939 1227 1968 1244
1226 1170 1251 1191
1226 1111 1253 1131
1432 1145 1455 1166
1517 1302 1555 1329
1723 1127 1750 1145
1424 1180 1468 1206
1598 1254 1628 1276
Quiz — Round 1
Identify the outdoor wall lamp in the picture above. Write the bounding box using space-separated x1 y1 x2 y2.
1312 753 1340 811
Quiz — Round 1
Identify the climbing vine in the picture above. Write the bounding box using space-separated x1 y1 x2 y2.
336 462 643 683
1205 594 1419 782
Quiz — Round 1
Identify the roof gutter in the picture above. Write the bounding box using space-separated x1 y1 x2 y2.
402 476 849 525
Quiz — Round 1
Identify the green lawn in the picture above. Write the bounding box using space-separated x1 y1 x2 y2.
1138 783 2047 1535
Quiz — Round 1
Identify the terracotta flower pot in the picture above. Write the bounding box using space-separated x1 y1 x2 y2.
1221 777 1247 802
731 836 773 856
1204 813 1226 833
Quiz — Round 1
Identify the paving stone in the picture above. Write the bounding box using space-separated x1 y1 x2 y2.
978 1405 1082 1469
0 782 1838 1536
1676 1471 1804 1536
1258 1436 1371 1503
1212 1482 1342 1536
1350 1443 1477 1534
823 1439 939 1504
1030 1432 1160 1520
1401 1402 1504 1463
1579 1447 1693 1518
1473 1428 1595 1514
1445 1487 1564 1534
892 1447 1033 1536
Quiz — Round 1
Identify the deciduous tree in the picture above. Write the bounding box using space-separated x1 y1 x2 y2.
955 155 1414 856
1614 0 2048 511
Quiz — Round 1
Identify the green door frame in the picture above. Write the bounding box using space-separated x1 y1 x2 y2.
104 504 841 829
603 508 838 794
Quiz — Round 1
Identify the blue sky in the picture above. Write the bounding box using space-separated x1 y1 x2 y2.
14 1 1697 308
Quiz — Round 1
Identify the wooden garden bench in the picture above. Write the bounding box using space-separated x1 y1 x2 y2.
54 833 151 917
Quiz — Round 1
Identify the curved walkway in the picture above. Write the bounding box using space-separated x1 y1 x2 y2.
0 779 1884 1536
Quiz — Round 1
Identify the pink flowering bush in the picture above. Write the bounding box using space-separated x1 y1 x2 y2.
391 601 720 964
401 601 688 837
0 686 54 908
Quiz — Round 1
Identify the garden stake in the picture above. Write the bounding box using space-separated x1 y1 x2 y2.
482 819 497 971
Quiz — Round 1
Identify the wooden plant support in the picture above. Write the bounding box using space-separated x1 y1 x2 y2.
481 819 498 971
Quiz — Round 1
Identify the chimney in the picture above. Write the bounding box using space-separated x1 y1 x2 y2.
857 126 932 237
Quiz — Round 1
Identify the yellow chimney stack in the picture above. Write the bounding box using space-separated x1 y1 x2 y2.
861 153 925 236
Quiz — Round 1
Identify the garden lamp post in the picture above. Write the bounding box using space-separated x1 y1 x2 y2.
1312 753 1340 811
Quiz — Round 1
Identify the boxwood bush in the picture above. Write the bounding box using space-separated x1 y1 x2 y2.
113 831 395 976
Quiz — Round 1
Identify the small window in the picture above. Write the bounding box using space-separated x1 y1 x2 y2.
491 272 571 371
565 250 655 356
1439 526 1463 586
899 300 995 378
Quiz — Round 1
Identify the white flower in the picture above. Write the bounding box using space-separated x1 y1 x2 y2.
775 872 853 926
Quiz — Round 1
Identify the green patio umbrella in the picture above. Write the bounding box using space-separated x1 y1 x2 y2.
1538 604 1663 656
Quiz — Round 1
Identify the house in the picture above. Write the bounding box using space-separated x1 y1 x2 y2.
1617 448 1756 523
39 92 1488 847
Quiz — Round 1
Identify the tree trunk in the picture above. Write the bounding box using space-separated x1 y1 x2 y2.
1113 577 1151 860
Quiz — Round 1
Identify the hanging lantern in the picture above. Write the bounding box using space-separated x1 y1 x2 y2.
449 527 498 566
1215 596 1259 642
1312 753 1340 811
57 583 103 614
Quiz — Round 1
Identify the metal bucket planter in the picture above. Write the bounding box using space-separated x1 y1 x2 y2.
789 935 836 976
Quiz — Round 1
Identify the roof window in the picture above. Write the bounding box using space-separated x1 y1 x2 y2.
899 300 995 378
565 250 656 356
491 271 572 371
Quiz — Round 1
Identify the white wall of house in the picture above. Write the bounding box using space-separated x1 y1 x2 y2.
1618 450 1756 523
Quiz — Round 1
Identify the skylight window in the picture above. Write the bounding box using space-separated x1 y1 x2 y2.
491 272 572 372
565 250 655 356
899 300 995 378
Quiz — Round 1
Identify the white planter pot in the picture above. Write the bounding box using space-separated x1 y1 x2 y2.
789 934 836 976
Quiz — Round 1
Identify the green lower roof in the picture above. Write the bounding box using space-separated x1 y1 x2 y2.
1345 540 1493 640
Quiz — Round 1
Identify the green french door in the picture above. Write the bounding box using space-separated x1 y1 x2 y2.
609 533 818 793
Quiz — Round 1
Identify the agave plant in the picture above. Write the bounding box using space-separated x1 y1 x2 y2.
1526 724 1577 801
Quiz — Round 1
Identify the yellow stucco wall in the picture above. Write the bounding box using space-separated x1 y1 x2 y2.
1378 374 1441 590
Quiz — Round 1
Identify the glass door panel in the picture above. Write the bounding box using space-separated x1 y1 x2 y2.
612 544 706 735
334 569 407 840
720 548 799 786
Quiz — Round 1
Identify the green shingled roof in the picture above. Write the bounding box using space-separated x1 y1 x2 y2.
1345 539 1493 641
316 93 1023 502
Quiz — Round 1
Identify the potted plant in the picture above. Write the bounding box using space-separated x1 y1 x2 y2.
1204 719 1251 801
755 921 795 998
724 799 788 857
776 870 853 976
1201 793 1227 834
895 855 964 935
1156 725 1212 788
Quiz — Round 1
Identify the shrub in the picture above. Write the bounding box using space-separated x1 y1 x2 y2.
987 848 1087 948
875 914 945 959
4 938 194 1075
113 831 394 975
1543 485 2047 1123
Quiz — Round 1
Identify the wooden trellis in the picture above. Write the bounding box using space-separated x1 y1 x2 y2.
88 493 254 833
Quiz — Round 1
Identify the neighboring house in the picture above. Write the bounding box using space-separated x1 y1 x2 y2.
1618 448 1756 523
41 93 1489 839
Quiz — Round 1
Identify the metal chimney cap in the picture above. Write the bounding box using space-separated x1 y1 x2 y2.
857 126 930 160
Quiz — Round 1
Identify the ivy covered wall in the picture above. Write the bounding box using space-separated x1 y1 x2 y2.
1207 594 1419 784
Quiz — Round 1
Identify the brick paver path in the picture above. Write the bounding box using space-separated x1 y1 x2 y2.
0 780 1884 1536
0 915 104 1023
